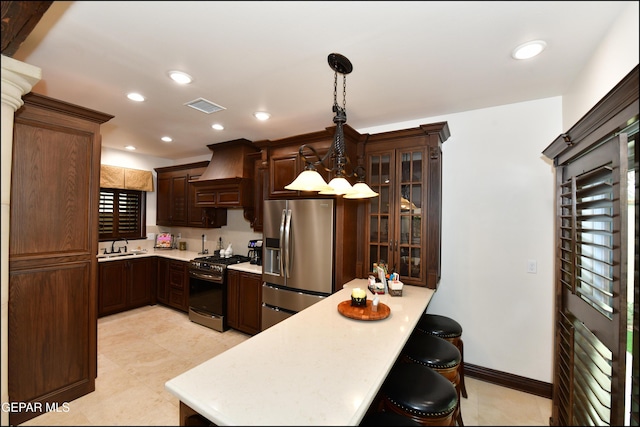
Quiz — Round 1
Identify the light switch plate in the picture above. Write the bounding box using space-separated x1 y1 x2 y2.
527 259 537 274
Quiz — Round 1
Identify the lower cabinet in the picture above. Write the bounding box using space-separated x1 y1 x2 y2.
98 257 155 317
157 257 189 312
227 269 262 335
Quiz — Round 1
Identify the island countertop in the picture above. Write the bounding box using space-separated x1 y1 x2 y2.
165 279 434 426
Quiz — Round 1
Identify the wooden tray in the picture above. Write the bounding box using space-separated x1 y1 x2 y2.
337 300 390 321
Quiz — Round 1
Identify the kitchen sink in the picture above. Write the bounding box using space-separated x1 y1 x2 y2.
97 250 146 259
97 252 131 259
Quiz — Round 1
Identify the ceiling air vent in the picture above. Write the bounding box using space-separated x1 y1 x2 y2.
184 98 226 114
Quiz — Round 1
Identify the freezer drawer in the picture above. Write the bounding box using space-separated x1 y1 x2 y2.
262 283 328 313
261 304 294 331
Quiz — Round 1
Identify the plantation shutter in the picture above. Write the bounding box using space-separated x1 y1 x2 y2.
543 65 638 427
99 189 144 239
553 135 627 426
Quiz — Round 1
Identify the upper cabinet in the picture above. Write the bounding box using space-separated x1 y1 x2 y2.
364 122 450 289
155 162 227 228
255 125 363 199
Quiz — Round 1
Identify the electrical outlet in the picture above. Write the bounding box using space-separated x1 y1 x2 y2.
527 259 537 274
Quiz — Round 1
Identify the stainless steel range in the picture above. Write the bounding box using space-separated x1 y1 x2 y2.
188 254 250 332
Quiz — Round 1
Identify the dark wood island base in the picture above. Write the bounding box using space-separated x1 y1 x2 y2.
180 402 216 426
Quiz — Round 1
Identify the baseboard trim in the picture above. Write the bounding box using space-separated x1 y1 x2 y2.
465 363 552 399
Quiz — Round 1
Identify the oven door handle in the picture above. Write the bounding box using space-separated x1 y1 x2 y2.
189 270 223 283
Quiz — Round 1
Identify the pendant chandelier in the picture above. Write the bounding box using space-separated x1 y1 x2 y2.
284 53 378 199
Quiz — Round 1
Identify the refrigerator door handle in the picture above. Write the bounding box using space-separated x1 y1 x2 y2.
279 208 286 276
284 208 292 278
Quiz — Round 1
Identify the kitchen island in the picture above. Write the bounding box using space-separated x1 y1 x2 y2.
165 279 434 425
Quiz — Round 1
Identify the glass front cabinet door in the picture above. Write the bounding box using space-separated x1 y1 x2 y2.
364 123 449 289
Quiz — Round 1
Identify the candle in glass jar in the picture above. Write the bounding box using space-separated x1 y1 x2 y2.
351 288 366 299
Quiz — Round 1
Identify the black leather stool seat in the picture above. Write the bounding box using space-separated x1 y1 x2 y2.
404 333 461 369
415 313 468 400
380 363 457 422
360 410 422 426
415 314 462 339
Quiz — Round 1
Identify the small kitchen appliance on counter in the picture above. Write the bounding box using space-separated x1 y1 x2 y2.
248 239 263 265
155 232 174 249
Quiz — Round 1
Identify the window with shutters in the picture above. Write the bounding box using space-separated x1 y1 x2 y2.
560 162 616 319
99 188 146 240
543 65 638 427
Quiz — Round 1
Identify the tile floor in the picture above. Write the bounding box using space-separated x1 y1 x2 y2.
19 305 551 426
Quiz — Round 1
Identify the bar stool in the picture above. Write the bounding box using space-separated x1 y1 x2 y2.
415 313 467 399
401 332 463 426
375 363 458 426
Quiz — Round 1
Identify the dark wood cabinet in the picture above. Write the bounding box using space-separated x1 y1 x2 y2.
245 151 267 231
192 179 251 207
157 172 188 226
155 162 227 228
167 259 189 312
129 257 156 307
98 261 128 316
156 257 169 305
156 258 189 313
8 93 113 425
227 269 262 335
187 167 228 228
363 122 450 289
255 125 362 199
98 257 155 317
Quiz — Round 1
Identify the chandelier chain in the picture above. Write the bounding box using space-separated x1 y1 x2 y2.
332 70 347 110
342 74 347 109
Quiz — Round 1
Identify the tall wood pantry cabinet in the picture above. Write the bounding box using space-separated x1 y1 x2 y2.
363 122 450 289
8 93 113 425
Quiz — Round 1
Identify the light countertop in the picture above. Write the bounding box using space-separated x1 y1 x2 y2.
96 248 201 263
227 262 262 274
165 279 434 425
97 251 263 275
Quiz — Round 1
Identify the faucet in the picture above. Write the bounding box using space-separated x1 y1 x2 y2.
110 238 129 254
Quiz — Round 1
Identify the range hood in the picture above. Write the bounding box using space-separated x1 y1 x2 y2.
192 138 260 209
197 138 260 182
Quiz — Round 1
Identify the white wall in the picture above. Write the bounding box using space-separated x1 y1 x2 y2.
562 1 639 128
354 0 639 384
359 97 560 382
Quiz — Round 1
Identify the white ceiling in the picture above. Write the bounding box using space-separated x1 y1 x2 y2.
12 1 631 160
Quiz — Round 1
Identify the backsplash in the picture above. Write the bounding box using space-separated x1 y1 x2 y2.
98 209 262 256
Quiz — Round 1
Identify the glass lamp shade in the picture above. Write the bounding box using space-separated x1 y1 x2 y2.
284 170 333 192
319 176 354 195
344 182 379 199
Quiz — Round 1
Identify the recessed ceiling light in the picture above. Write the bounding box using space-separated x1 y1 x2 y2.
211 124 224 130
511 40 547 60
168 70 193 84
254 111 271 121
127 92 145 102
125 145 136 151
161 136 173 142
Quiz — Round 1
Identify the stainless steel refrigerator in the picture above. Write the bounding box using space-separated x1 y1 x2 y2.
261 199 334 330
